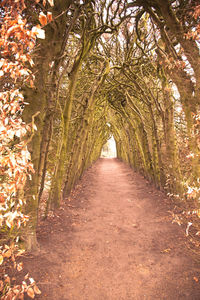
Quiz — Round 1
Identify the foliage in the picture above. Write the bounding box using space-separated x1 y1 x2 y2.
0 0 53 298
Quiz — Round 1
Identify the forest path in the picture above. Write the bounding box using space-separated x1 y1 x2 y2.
24 158 200 299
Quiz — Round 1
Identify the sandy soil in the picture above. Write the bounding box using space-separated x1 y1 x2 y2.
23 158 200 299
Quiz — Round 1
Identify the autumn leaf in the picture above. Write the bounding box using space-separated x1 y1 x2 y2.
29 59 34 67
47 12 53 23
193 276 199 282
39 12 47 26
18 293 25 300
32 26 45 39
13 286 20 296
17 262 23 272
22 280 28 289
4 276 10 284
3 249 12 258
29 278 35 285
0 194 5 203
27 287 35 299
30 79 35 88
16 249 25 257
33 285 41 295
0 280 3 292
47 0 54 6
161 248 171 253
0 255 3 265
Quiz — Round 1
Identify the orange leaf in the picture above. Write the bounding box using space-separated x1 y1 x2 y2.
3 249 12 258
4 276 10 284
18 294 25 300
16 249 25 257
0 255 3 265
39 12 47 26
17 262 23 272
27 287 35 299
193 276 199 282
0 194 5 203
30 80 35 88
0 280 3 292
34 285 41 295
47 12 53 23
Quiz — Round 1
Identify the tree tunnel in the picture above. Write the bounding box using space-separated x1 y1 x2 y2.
1 0 200 251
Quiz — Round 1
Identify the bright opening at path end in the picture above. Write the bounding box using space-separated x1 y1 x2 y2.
101 135 117 158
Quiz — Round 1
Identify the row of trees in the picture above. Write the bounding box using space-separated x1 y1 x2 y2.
0 1 54 298
20 0 129 250
107 0 200 198
0 1 200 296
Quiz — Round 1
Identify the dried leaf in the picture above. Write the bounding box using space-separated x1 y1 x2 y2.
29 277 35 284
161 248 171 253
32 26 45 39
16 249 25 257
27 287 35 299
0 280 3 292
0 194 5 203
33 285 41 295
39 12 47 26
36 28 45 39
47 12 53 23
18 293 24 300
29 59 34 67
17 262 23 272
24 273 29 280
4 275 10 284
13 287 20 295
3 249 12 258
47 0 54 6
30 80 35 88
0 255 3 265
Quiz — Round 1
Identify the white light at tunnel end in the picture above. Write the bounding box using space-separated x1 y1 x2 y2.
101 135 117 158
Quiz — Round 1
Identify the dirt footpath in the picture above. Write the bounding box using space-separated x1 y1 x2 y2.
24 158 200 299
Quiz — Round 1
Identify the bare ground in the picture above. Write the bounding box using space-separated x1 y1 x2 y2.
22 158 200 299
